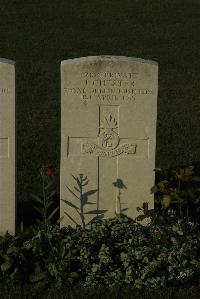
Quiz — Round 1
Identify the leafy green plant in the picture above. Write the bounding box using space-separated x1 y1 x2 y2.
0 214 200 289
62 174 107 229
31 165 59 233
22 226 81 287
78 214 200 288
141 165 200 226
136 202 159 225
2 164 200 290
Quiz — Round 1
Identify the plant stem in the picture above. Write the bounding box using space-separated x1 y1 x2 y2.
42 170 47 228
187 206 189 223
80 177 86 229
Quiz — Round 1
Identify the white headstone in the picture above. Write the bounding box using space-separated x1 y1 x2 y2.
60 56 158 228
0 58 15 235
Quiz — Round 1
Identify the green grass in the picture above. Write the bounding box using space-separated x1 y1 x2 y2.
0 285 200 299
0 0 199 224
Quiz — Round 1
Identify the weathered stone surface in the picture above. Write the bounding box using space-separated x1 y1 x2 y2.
60 56 158 228
0 58 15 235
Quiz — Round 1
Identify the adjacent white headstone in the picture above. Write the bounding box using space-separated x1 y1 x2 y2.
61 56 158 228
0 58 15 235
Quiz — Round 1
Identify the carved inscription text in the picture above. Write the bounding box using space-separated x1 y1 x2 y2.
64 71 153 104
0 88 10 94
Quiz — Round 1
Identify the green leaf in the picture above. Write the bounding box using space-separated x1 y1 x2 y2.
172 225 180 234
191 176 200 182
10 268 19 280
171 237 177 244
151 186 158 194
142 202 148 211
47 190 56 199
157 181 168 192
177 230 183 236
69 272 79 279
87 214 104 225
194 197 200 204
29 270 47 283
92 264 98 273
48 263 58 277
44 180 54 190
172 225 183 236
136 215 146 221
56 216 64 224
60 246 66 259
31 194 43 205
170 192 185 205
46 200 54 209
47 207 59 221
1 257 14 272
7 247 18 254
184 165 194 176
161 195 171 209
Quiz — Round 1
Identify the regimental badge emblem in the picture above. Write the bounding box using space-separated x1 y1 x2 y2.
98 115 119 150
82 113 137 157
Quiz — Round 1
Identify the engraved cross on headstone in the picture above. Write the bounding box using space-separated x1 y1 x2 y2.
66 105 149 214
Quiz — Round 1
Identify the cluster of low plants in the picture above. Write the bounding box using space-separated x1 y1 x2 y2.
0 214 200 290
0 164 200 294
137 164 200 227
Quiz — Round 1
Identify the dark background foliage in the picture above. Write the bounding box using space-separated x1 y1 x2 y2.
0 0 199 205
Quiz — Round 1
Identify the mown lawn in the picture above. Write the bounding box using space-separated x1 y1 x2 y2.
0 285 200 299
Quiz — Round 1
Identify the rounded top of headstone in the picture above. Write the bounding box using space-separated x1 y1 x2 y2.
0 58 15 65
61 55 158 66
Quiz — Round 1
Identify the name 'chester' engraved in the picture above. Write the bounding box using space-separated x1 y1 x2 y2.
63 71 153 104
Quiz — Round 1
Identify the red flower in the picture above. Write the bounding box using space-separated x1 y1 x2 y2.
46 165 54 176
